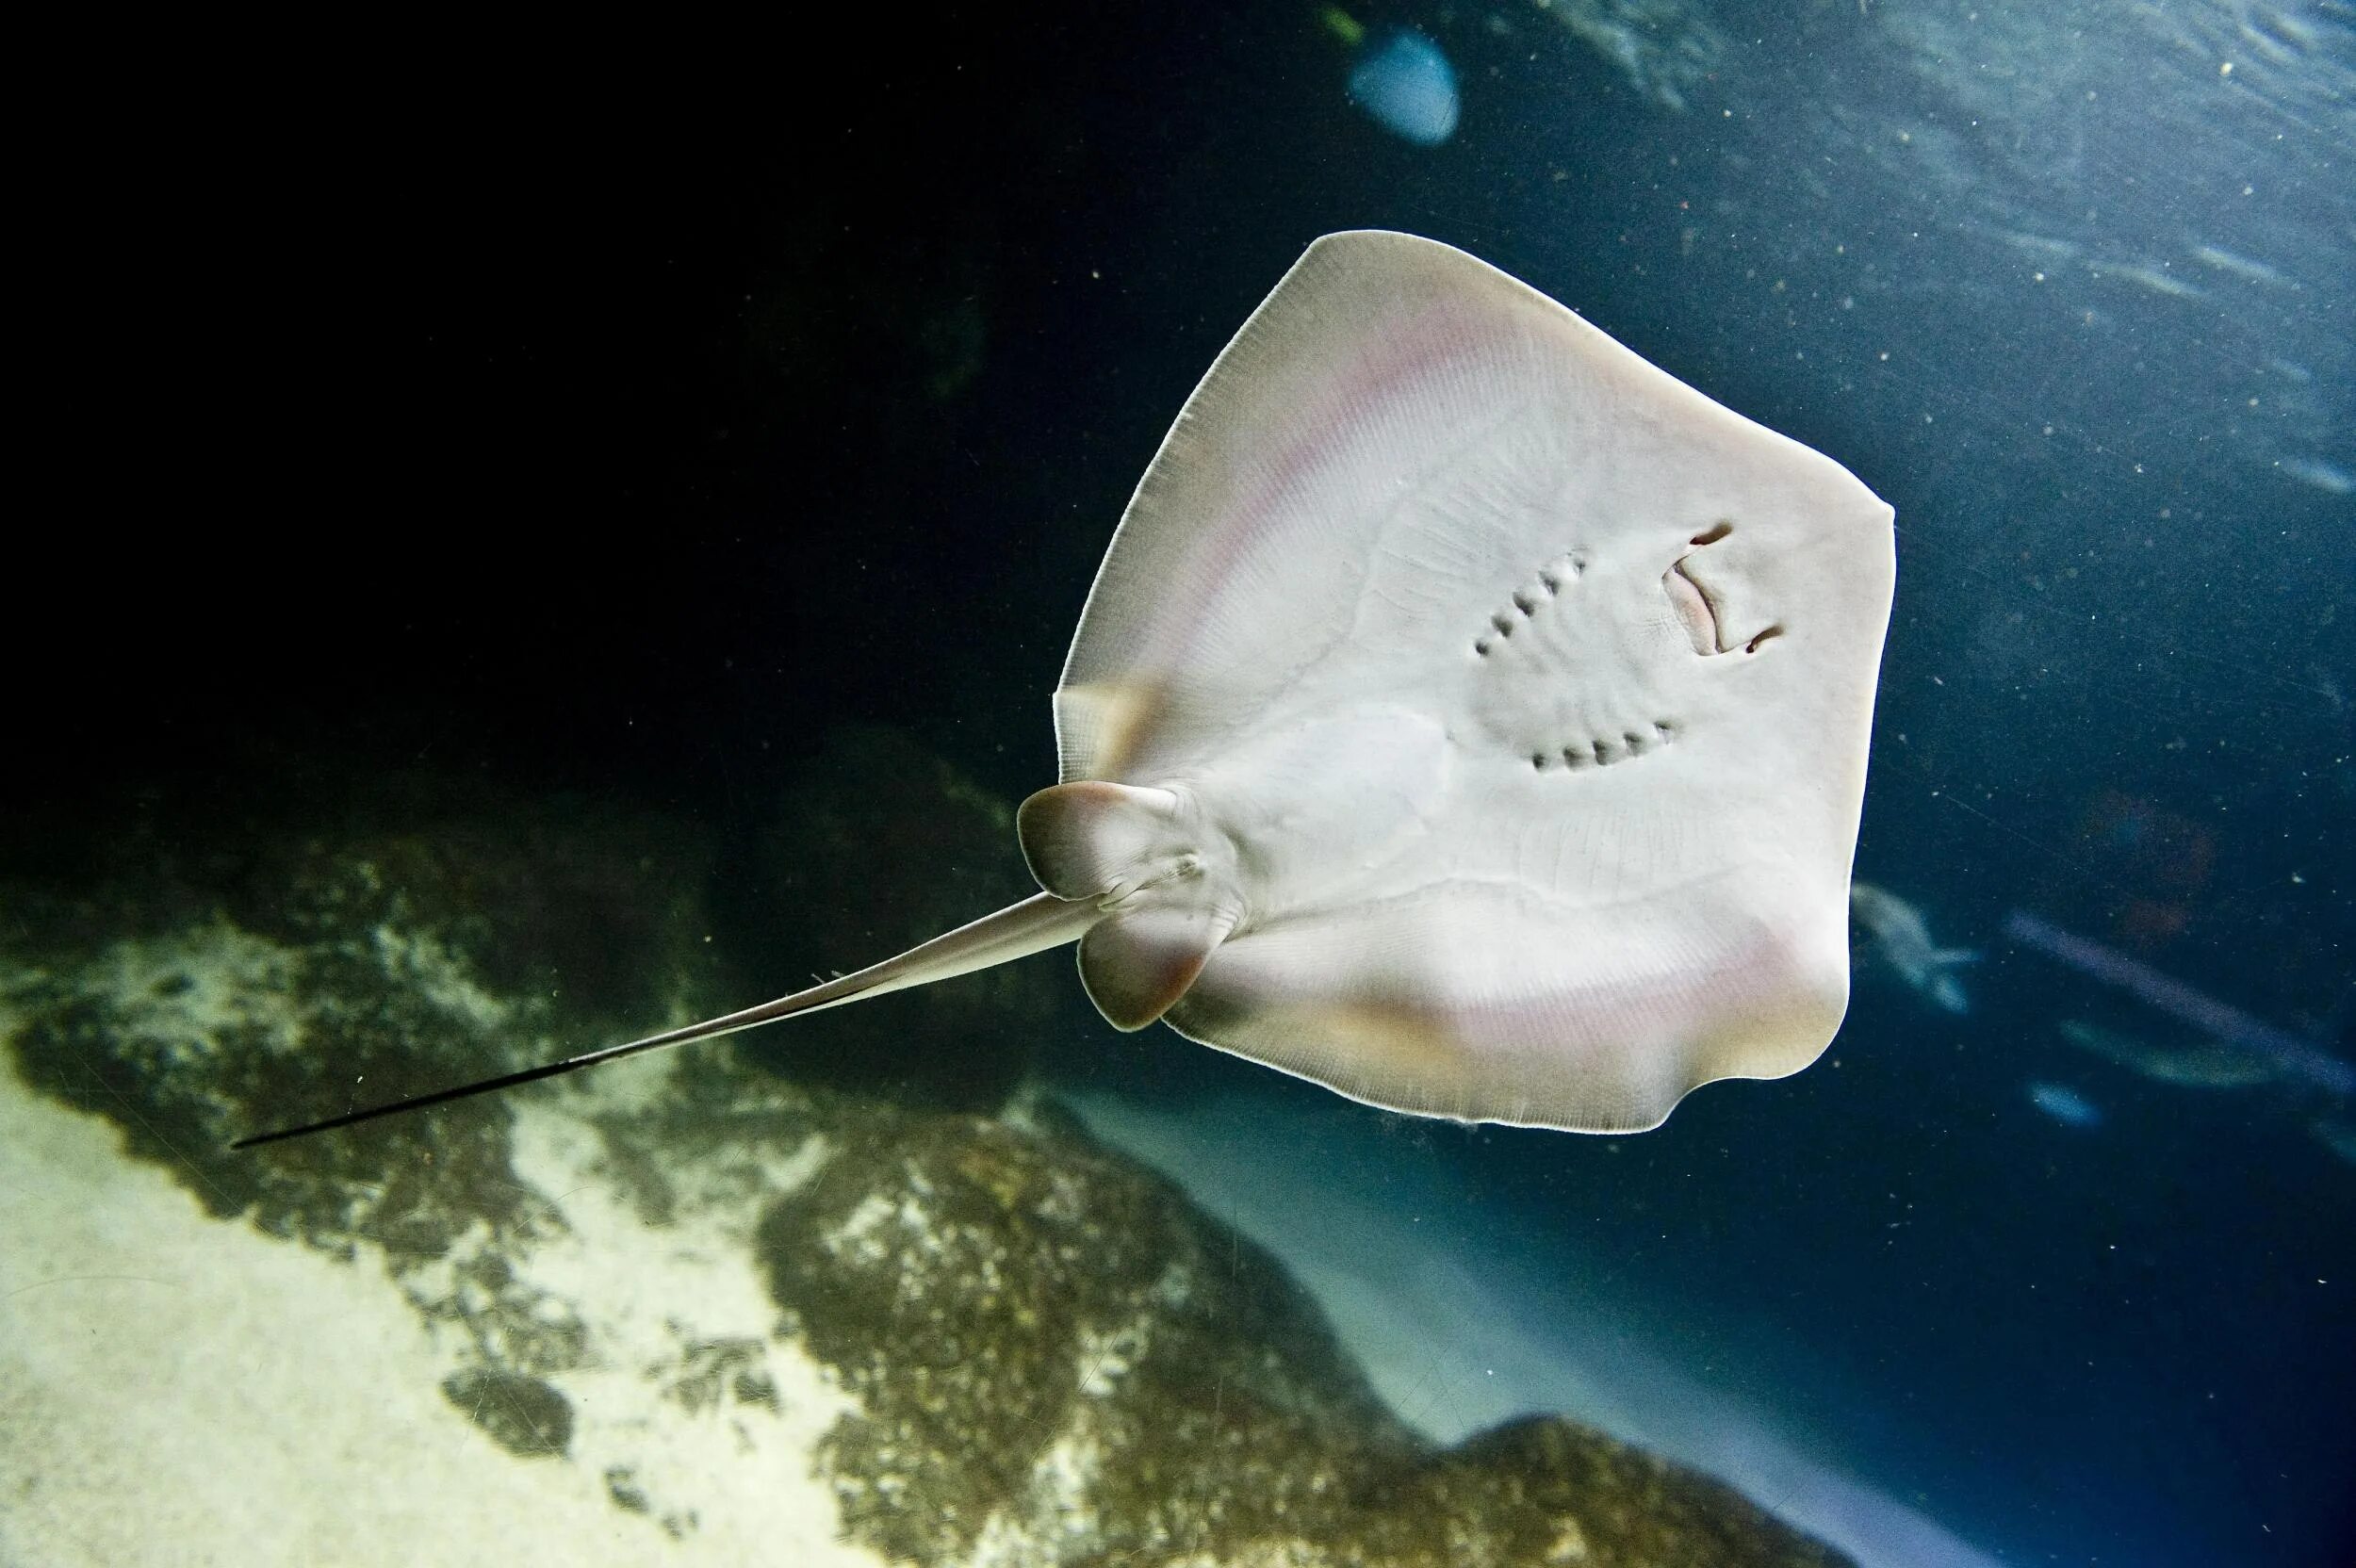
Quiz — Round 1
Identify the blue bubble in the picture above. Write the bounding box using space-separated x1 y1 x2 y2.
1350 29 1460 147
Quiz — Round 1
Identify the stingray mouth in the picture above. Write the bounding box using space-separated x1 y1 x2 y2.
1663 543 1782 658
1663 557 1729 656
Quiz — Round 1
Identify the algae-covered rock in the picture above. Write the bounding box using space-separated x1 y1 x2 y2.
2 767 843 1557
758 1102 1412 1563
2 772 723 1261
2 753 1850 1567
442 1365 576 1459
759 1102 1852 1568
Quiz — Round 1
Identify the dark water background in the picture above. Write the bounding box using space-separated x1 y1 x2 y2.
16 4 2352 1563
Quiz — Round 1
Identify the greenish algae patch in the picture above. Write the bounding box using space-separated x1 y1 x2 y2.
3 741 1854 1566
760 1104 1851 1567
442 1365 576 1459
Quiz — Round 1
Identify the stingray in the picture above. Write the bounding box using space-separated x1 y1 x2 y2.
235 231 1894 1150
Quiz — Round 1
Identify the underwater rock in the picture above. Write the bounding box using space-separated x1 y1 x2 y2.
443 1365 576 1459
0 775 849 1560
760 1102 1854 1567
1 760 1849 1566
0 770 727 1258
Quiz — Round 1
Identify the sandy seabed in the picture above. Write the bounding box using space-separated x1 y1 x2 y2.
0 1029 881 1568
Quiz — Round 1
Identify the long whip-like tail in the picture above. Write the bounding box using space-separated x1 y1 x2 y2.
231 891 1101 1150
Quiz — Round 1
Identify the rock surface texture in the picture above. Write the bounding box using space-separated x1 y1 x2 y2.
0 748 1851 1567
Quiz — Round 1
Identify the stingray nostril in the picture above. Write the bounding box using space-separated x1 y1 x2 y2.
1745 624 1785 653
1691 519 1734 547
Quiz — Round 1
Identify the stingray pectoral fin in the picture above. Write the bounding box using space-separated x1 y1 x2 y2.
231 891 1101 1149
1166 872 1852 1133
1079 902 1236 1030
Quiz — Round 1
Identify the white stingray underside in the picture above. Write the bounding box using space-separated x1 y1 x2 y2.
1047 231 1895 1132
